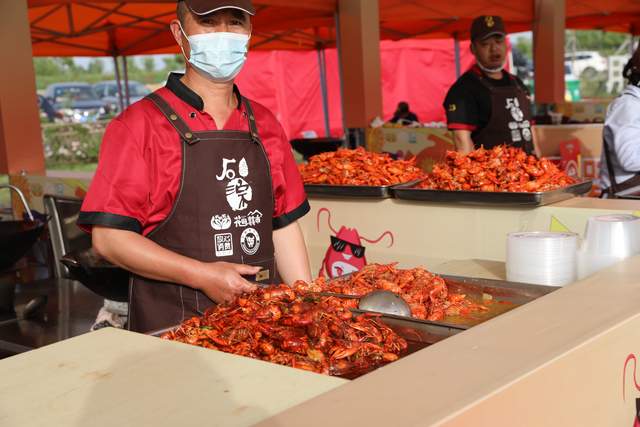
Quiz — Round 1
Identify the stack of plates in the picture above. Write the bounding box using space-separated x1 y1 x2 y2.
507 232 579 286
578 214 640 279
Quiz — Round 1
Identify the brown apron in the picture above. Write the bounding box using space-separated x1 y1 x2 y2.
472 72 535 155
128 92 278 333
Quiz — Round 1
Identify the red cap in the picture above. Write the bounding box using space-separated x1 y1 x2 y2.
182 0 255 16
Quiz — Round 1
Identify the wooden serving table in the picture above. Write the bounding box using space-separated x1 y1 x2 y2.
2 194 640 425
0 328 345 427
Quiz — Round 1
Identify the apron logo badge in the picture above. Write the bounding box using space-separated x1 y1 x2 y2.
234 210 263 228
211 214 232 231
506 97 524 122
240 227 261 255
214 233 233 257
217 157 253 212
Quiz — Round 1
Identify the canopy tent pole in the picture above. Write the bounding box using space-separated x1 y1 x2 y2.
454 35 461 79
316 46 331 137
121 56 131 108
334 11 347 140
113 56 125 113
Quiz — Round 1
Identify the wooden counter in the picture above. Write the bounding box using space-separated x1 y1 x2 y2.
0 329 345 427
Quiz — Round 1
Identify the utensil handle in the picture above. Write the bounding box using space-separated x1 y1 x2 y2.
0 184 34 222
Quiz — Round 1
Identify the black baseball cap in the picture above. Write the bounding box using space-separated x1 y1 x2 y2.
470 15 506 41
180 0 255 16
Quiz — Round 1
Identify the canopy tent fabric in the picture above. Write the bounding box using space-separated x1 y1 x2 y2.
28 0 640 57
236 39 475 139
28 0 336 56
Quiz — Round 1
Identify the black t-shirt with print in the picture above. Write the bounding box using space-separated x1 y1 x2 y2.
444 67 530 136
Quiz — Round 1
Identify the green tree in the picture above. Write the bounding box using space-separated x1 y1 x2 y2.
514 37 532 61
143 56 155 73
33 58 63 76
87 59 104 74
163 54 184 72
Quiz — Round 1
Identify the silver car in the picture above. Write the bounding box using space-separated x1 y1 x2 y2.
93 80 151 113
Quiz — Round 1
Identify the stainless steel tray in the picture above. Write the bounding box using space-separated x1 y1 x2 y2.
324 274 557 329
148 312 459 379
391 179 593 206
304 179 422 199
304 183 395 198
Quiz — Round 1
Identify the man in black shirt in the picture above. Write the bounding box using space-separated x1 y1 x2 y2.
444 16 541 156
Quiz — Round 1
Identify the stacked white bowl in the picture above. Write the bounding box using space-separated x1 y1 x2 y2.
577 214 640 279
506 232 579 286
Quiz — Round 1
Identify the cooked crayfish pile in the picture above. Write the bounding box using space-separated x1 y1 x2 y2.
162 285 407 376
418 146 577 192
294 264 487 321
299 147 426 186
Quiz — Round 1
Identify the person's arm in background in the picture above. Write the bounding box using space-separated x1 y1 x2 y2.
610 95 640 172
531 127 542 158
273 221 311 284
444 78 480 153
92 227 258 302
452 130 475 154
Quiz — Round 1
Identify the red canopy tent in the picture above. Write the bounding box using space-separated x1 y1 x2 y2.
26 1 640 138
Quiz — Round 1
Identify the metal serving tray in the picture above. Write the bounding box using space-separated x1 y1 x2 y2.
391 179 593 206
324 274 557 329
304 183 395 198
304 179 423 199
148 312 459 379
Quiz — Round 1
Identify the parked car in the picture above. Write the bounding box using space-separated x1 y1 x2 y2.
43 82 107 123
93 80 150 112
564 51 608 78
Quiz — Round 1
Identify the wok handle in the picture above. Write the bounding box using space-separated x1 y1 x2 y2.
0 184 34 222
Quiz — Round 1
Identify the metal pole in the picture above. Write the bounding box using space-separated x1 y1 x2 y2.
454 36 461 78
113 56 124 113
121 56 131 108
334 11 347 143
317 47 331 137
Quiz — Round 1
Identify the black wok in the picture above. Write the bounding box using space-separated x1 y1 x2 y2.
61 250 129 302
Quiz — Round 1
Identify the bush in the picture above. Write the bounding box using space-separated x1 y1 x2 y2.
42 121 106 166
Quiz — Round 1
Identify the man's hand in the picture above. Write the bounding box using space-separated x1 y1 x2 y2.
92 227 259 302
452 130 474 154
191 262 259 303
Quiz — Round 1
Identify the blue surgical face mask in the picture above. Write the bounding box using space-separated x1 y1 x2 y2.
179 23 250 82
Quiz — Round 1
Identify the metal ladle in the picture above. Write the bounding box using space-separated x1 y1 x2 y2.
358 290 412 317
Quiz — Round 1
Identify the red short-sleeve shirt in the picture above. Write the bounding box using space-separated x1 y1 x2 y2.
78 73 309 235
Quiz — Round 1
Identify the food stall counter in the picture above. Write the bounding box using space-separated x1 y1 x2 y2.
0 328 345 427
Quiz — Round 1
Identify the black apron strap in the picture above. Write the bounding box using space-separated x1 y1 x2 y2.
602 133 640 197
145 92 201 145
241 97 261 144
602 133 619 196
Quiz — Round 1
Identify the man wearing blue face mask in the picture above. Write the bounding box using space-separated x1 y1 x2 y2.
77 0 313 333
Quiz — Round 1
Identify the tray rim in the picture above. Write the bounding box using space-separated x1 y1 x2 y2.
391 179 593 206
304 178 423 199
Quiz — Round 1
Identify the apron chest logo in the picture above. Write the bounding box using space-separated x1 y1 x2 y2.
234 210 263 228
211 214 232 230
214 233 233 257
240 227 261 255
216 157 253 212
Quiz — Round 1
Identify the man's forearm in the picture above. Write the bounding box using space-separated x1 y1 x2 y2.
92 226 202 286
452 130 474 153
273 221 312 284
